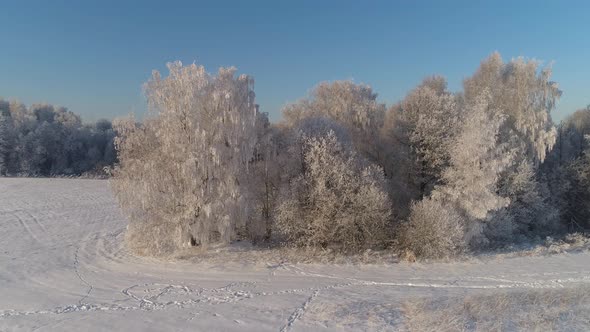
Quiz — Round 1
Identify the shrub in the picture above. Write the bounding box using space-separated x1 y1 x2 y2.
397 197 465 259
275 131 391 252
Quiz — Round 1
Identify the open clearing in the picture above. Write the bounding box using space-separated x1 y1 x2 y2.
1 178 589 331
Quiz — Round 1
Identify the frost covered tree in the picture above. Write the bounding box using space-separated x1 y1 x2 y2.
397 91 516 256
432 93 514 246
372 102 419 217
275 130 391 251
282 80 386 162
463 53 562 239
8 100 35 132
464 52 560 163
396 76 462 198
244 111 289 241
490 161 560 241
542 108 590 230
111 61 258 255
243 116 345 243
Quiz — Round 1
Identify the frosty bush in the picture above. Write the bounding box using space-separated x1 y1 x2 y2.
112 62 257 256
397 197 465 259
275 131 391 252
495 161 560 239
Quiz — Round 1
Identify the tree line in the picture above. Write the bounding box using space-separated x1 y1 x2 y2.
0 100 116 176
4 52 589 260
112 54 590 258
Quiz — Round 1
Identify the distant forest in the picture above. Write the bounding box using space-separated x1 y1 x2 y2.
0 100 116 176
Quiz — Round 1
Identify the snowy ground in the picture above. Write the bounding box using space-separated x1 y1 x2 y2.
1 178 589 331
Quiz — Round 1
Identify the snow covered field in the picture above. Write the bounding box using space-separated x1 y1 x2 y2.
1 178 589 331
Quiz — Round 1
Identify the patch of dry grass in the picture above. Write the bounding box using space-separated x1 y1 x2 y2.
172 241 401 265
488 233 590 260
402 286 590 331
168 232 590 266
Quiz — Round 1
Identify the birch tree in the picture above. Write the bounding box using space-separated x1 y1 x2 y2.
397 76 462 198
432 92 514 246
282 80 386 162
463 53 562 239
464 52 560 163
112 61 258 255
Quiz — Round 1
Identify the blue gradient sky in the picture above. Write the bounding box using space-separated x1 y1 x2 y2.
1 0 589 122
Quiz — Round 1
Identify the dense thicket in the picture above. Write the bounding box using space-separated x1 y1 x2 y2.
275 130 391 252
545 106 590 230
112 54 590 258
0 99 116 176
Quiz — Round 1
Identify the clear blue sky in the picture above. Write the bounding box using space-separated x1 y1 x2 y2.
1 0 589 122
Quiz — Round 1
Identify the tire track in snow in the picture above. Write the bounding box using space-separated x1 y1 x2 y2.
280 289 319 332
283 264 590 290
25 210 46 232
73 246 93 304
14 212 40 243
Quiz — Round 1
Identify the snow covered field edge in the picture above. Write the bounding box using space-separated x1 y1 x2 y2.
0 178 589 331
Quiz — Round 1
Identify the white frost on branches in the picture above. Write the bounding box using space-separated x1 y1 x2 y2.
464 52 560 163
112 61 257 255
275 131 391 251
